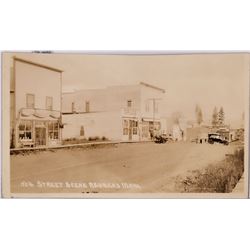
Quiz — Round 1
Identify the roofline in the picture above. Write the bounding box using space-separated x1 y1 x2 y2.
140 82 165 93
13 56 63 73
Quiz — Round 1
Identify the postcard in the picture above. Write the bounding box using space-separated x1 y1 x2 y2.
1 52 249 198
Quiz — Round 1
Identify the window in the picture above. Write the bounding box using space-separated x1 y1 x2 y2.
85 101 90 112
132 121 138 135
80 126 85 136
46 96 53 110
142 121 149 138
123 120 138 135
127 100 132 108
72 102 75 113
155 122 161 130
123 120 129 135
19 121 32 140
48 122 59 140
149 121 154 130
26 94 35 108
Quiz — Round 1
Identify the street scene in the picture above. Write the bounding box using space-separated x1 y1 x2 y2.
2 52 248 196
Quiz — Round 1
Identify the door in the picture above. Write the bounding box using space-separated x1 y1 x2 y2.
35 127 46 146
129 120 133 140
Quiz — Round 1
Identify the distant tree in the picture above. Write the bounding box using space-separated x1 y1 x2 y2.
218 107 225 126
212 107 218 127
198 109 203 125
195 104 199 115
195 104 203 125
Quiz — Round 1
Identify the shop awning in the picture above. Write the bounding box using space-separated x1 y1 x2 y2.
20 115 59 121
20 108 60 121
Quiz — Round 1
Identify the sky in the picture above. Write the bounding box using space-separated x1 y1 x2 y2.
8 52 249 127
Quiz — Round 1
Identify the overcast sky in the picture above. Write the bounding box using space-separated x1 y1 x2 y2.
10 52 249 126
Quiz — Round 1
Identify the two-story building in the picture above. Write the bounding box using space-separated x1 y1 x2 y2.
62 82 166 141
10 57 63 148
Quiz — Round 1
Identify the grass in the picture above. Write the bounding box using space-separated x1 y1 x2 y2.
175 148 244 193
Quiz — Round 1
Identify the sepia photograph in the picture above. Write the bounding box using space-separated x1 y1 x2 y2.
2 2 250 250
1 52 249 198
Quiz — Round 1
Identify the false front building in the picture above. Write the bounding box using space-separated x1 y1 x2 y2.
62 82 166 141
10 57 63 148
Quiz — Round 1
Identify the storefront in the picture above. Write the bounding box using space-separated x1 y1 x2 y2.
141 120 161 140
122 118 161 141
15 108 61 148
17 119 60 148
122 118 139 141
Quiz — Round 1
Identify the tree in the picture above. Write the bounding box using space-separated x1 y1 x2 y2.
218 107 225 126
212 107 218 127
195 104 203 125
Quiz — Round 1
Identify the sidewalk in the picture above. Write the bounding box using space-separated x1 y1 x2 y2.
10 140 153 153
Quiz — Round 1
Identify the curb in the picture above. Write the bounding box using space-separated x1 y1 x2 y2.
10 140 153 154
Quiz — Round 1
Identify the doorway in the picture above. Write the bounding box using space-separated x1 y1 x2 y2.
35 127 46 146
129 120 133 140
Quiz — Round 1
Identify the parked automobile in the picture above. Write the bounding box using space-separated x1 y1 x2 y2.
154 134 168 144
208 133 229 145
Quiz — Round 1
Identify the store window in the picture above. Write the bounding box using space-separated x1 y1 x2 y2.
155 122 161 130
46 96 53 110
123 120 129 135
142 121 149 138
26 94 35 108
48 122 59 140
19 121 32 140
132 121 138 135
149 121 154 130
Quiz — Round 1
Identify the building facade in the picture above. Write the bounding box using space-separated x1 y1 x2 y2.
62 82 166 141
10 57 63 148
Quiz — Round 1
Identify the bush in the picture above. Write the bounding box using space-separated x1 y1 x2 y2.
88 136 100 141
62 137 88 145
63 136 108 143
175 148 244 193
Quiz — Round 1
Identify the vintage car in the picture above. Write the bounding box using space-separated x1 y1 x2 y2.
154 134 174 144
154 134 168 144
208 133 229 145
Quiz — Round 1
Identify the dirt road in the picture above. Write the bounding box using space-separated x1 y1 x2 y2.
10 142 237 193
